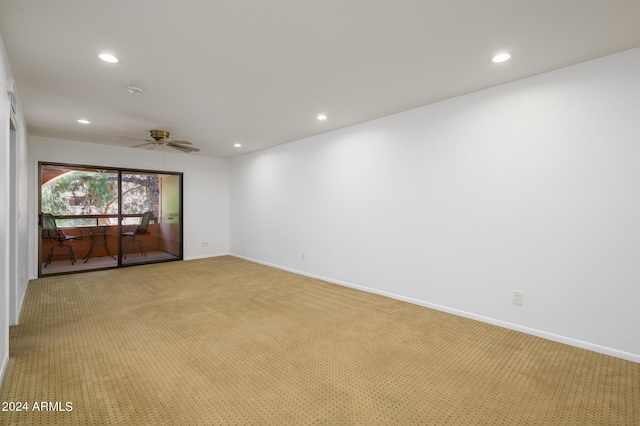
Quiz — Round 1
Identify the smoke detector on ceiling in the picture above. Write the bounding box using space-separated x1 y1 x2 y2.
127 85 144 94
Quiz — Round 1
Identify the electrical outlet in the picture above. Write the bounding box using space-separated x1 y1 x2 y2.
301 253 306 260
512 290 523 305
201 242 208 248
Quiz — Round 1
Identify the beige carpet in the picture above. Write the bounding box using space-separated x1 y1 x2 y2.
1 256 638 425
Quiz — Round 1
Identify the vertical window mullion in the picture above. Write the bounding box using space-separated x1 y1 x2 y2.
117 170 122 266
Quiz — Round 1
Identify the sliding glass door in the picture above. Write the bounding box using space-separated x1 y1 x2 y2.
39 163 183 276
159 174 182 259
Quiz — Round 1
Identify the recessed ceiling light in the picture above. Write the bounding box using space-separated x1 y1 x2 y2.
317 114 327 121
234 143 242 148
99 53 119 63
492 53 511 63
77 119 91 124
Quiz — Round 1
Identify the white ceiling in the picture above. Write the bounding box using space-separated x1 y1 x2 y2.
1 0 640 158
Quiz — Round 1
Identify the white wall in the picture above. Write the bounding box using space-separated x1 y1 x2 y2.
9 97 29 328
230 48 640 362
29 136 230 277
1 32 29 383
0 32 9 388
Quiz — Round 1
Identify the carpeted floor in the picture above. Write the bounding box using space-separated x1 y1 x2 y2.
1 256 638 425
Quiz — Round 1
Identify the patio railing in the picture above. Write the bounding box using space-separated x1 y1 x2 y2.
45 213 154 228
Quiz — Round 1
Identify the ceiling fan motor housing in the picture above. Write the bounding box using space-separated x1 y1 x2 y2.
150 129 170 140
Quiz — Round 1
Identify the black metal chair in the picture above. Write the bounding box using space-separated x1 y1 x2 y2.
122 211 151 259
42 213 83 266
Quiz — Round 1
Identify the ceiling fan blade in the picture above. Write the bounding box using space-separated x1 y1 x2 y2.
168 144 191 153
169 143 200 153
167 140 193 145
131 142 155 148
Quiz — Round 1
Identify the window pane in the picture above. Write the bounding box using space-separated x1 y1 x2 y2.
41 166 118 221
121 172 159 222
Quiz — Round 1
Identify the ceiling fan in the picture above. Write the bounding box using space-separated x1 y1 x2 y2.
114 130 200 153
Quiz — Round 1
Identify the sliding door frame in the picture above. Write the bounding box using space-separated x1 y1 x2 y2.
38 161 184 276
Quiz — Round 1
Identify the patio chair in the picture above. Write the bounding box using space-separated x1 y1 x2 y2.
42 213 83 266
122 211 151 259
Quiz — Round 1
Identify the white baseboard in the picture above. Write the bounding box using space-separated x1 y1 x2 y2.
15 279 28 324
184 252 230 261
231 253 640 364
